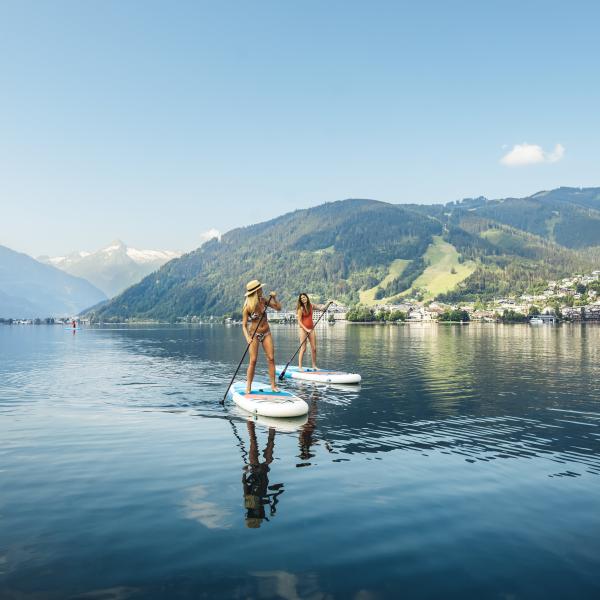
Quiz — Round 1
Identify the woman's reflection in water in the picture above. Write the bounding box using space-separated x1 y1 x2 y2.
242 421 284 528
297 389 336 466
298 396 318 467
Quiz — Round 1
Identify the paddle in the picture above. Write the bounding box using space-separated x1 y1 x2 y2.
221 294 274 404
278 301 333 381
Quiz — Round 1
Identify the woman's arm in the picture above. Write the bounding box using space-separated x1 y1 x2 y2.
267 293 282 311
241 308 251 343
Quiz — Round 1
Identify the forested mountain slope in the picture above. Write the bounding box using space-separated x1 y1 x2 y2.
442 187 600 249
91 200 441 320
90 189 600 320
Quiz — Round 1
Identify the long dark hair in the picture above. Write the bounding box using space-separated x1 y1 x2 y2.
297 293 312 314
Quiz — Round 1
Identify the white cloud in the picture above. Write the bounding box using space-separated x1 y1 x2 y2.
547 143 565 163
500 143 565 166
199 228 221 244
182 484 232 529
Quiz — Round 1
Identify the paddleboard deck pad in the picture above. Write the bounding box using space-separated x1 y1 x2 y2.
230 381 309 417
276 365 361 384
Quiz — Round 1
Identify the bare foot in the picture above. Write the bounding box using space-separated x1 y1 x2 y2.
245 387 252 394
271 385 280 393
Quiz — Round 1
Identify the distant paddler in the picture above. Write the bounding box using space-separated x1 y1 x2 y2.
296 293 328 371
242 280 282 393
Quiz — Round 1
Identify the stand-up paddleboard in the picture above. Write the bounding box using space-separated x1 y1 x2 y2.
230 381 309 418
276 365 361 384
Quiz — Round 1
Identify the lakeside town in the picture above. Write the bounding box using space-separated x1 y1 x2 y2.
249 269 600 324
3 270 600 326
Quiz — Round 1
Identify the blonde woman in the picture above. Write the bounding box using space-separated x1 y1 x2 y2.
242 280 281 393
297 293 326 371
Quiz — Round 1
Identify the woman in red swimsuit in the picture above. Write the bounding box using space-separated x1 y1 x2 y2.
297 293 326 371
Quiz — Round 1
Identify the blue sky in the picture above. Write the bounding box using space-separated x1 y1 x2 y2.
1 1 599 256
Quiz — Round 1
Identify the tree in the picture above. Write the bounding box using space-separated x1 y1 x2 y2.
439 309 470 322
346 305 376 322
474 297 486 310
500 309 528 323
389 310 406 322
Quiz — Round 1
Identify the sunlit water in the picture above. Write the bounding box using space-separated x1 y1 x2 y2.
1 323 599 599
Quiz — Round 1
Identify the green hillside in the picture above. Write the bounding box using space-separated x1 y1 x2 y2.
91 200 441 320
359 259 409 305
445 187 600 249
89 188 600 321
438 218 600 302
398 237 476 300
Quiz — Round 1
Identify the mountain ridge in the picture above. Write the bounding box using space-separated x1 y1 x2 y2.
0 245 107 318
90 187 600 321
38 233 219 297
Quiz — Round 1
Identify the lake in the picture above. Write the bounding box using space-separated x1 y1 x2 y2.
1 323 599 599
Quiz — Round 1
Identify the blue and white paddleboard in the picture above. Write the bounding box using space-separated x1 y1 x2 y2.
276 365 361 384
230 381 309 418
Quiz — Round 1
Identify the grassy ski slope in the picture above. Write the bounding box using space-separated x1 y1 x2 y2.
359 259 410 305
400 236 476 300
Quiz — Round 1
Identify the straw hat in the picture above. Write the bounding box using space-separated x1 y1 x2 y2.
245 517 262 529
245 279 264 296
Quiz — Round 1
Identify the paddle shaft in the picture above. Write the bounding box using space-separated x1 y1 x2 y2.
221 294 273 404
278 301 333 380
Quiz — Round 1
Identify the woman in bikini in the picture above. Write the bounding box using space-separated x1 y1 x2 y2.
242 279 282 393
297 293 327 371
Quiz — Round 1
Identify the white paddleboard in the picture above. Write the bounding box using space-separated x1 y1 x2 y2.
230 381 309 418
276 365 361 384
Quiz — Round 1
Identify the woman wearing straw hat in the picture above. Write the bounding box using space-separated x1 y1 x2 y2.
242 279 282 393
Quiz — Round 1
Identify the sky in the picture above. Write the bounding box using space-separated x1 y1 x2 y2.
1 0 599 257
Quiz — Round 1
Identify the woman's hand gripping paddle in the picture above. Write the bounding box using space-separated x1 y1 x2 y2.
278 301 333 381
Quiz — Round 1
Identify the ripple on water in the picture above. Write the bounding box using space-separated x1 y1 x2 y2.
1 324 600 598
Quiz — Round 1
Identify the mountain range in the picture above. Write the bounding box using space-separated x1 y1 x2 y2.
0 245 107 318
38 230 220 297
90 187 600 322
38 241 182 298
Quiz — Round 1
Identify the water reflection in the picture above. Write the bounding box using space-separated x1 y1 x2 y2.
2 324 600 598
229 420 285 529
298 394 319 467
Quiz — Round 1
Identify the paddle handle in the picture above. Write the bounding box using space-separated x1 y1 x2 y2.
221 294 273 404
278 301 333 380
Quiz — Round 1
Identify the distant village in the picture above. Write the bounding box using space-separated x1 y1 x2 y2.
3 270 600 325
260 269 600 324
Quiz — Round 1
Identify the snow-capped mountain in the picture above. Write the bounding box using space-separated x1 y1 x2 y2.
38 232 219 298
39 241 181 298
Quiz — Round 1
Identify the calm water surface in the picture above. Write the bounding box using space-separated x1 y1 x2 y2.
1 323 600 599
